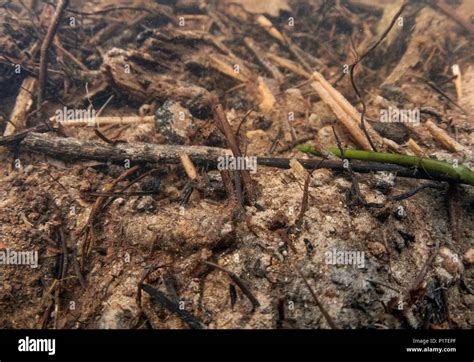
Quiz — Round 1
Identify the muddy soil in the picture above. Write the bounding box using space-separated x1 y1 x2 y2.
0 0 473 329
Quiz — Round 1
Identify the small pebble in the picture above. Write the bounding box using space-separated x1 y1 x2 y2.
463 248 474 265
113 198 125 207
135 196 155 212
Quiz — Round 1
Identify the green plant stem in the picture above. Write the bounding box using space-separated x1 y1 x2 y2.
296 144 474 186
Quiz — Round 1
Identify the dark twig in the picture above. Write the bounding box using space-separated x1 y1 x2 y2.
0 124 49 146
204 261 260 311
349 1 407 151
431 0 474 34
21 132 471 184
81 165 141 265
425 80 467 114
233 170 244 208
213 104 256 203
296 268 338 329
366 279 401 293
349 36 377 152
65 5 152 16
71 246 86 289
446 183 461 244
409 239 441 300
296 172 312 227
102 168 160 209
136 263 170 314
84 190 160 197
268 128 283 154
333 127 383 208
59 226 68 281
386 183 445 201
295 156 327 228
354 1 408 64
141 283 205 329
94 129 126 145
229 284 238 310
276 135 314 154
235 108 256 139
37 0 69 108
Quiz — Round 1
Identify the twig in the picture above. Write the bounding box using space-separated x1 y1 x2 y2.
311 80 372 150
425 120 466 153
37 0 69 108
268 128 283 154
3 77 38 136
59 226 68 282
348 1 407 151
297 144 474 186
243 37 284 83
257 76 276 112
180 152 199 181
71 246 86 289
296 268 338 329
432 0 474 34
53 38 89 71
204 261 260 311
207 55 250 82
349 37 377 152
213 104 256 203
101 168 160 210
54 115 155 128
267 53 311 78
446 183 461 244
20 132 474 185
94 129 126 145
140 283 205 329
353 1 407 65
256 15 316 72
332 127 379 208
425 81 467 114
386 183 445 201
276 136 314 154
235 108 256 139
84 191 160 197
366 279 401 293
296 156 327 227
409 238 441 299
233 170 244 208
81 165 140 264
65 5 153 16
406 138 424 156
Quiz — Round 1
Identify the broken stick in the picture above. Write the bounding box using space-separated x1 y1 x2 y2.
38 0 69 107
311 72 389 150
425 120 467 154
3 77 38 137
311 81 372 150
20 132 473 185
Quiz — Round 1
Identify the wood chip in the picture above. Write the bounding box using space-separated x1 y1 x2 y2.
3 77 38 137
311 81 372 150
425 120 466 153
257 76 276 113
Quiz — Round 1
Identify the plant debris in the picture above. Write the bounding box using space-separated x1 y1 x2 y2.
0 0 473 331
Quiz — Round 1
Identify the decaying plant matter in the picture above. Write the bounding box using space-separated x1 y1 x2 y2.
0 0 473 331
